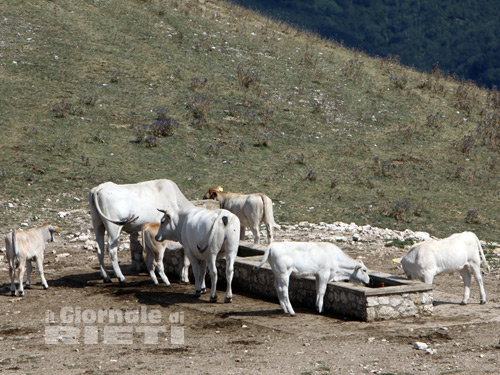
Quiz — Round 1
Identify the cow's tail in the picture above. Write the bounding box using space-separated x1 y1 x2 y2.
198 211 230 253
256 244 272 269
89 188 138 226
475 233 490 273
11 230 19 269
261 194 280 230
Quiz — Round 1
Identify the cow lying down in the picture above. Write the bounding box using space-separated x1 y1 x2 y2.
257 241 370 316
401 231 490 305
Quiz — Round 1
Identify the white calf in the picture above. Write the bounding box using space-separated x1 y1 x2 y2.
257 241 370 316
401 231 490 305
5 223 58 296
141 222 190 286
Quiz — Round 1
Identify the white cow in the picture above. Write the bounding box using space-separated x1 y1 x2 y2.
5 223 58 296
203 187 280 244
141 222 191 286
88 179 194 283
256 241 370 316
401 231 490 305
155 206 240 303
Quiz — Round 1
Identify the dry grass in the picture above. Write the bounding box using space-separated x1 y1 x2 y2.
0 0 499 241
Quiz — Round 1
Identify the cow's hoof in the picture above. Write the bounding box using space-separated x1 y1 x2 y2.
201 288 207 294
118 278 126 284
224 297 232 303
193 290 202 298
25 285 32 289
289 313 296 317
11 291 16 296
103 278 113 284
480 300 487 305
209 296 218 303
460 301 468 305
19 291 24 297
43 285 49 290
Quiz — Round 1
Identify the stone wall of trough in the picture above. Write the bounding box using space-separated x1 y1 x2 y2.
161 250 433 321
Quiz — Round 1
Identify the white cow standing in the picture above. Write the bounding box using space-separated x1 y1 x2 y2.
203 187 280 244
155 206 240 303
401 231 490 305
257 241 370 316
88 179 194 283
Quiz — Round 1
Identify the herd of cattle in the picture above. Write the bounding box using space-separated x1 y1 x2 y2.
4 179 492 316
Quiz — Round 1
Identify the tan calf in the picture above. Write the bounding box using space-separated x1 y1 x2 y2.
5 223 58 296
141 222 190 285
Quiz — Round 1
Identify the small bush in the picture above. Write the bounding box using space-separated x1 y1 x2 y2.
150 117 179 137
465 209 480 224
187 96 210 127
254 133 270 147
190 77 208 90
237 65 261 88
52 101 72 118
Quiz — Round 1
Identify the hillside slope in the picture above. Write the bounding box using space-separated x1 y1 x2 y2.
0 0 499 240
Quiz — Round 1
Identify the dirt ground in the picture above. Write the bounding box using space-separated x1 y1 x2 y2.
1 222 500 375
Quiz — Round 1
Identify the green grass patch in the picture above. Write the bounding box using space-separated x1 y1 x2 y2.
0 0 499 243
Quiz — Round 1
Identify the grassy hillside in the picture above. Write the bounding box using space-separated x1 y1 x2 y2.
1 0 499 241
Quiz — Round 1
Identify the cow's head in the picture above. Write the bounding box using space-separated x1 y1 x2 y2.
155 209 179 242
43 222 59 242
348 262 370 285
202 186 223 200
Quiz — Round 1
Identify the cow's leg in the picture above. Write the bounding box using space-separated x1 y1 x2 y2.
422 272 434 285
145 251 159 285
239 226 246 241
155 250 170 286
17 261 26 296
200 260 207 293
251 225 260 244
315 271 330 314
93 222 111 282
275 270 295 316
36 255 49 289
105 224 126 283
189 256 205 297
179 251 190 284
470 263 487 304
9 262 17 296
224 243 238 303
459 267 472 305
207 256 218 303
25 260 32 289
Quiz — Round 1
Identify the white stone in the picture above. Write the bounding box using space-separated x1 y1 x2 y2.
413 342 428 350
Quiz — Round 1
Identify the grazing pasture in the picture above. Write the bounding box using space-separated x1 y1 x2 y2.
1 0 500 373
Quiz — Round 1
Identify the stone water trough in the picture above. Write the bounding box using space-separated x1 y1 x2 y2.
161 242 433 322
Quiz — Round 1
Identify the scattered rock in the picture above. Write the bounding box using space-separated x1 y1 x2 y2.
413 342 428 350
